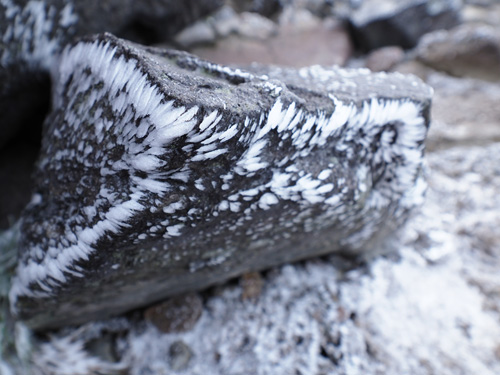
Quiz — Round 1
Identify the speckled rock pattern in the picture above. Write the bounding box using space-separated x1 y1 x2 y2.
10 33 431 329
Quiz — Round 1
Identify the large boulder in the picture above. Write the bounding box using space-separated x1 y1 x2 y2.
10 33 432 329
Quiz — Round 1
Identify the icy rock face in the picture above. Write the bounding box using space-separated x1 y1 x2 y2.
0 0 222 147
11 33 432 329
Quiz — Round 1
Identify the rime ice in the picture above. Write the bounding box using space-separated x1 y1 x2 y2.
10 33 432 329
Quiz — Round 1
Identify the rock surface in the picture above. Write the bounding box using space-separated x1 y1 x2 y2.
0 0 222 148
0 1 499 374
144 293 203 333
426 72 500 150
11 33 431 329
416 24 500 81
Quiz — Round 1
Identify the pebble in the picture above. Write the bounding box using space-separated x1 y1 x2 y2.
365 46 405 72
240 271 264 301
169 340 193 371
145 293 203 334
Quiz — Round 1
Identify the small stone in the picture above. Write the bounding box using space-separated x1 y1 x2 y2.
174 20 217 48
210 6 240 38
145 293 203 334
393 60 432 81
278 7 322 30
241 272 264 301
365 46 405 72
495 344 500 360
169 340 193 371
250 0 283 17
237 12 278 40
462 3 500 26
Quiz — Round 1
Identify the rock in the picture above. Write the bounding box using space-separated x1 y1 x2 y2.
125 0 223 43
393 60 433 81
210 6 240 38
145 293 203 333
240 271 264 300
169 340 193 371
278 7 322 29
462 3 500 26
348 0 462 51
416 24 500 82
0 0 222 148
193 17 353 67
174 20 217 48
0 132 40 229
237 12 278 40
119 143 500 375
425 72 500 151
279 0 336 18
10 33 432 329
365 46 405 72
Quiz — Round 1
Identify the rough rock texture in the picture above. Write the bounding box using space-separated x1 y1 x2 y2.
10 33 432 329
0 0 222 148
348 0 462 51
18 141 499 375
416 24 500 82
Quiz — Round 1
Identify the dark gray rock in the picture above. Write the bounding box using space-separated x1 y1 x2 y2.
348 0 462 51
0 0 222 148
10 33 432 329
